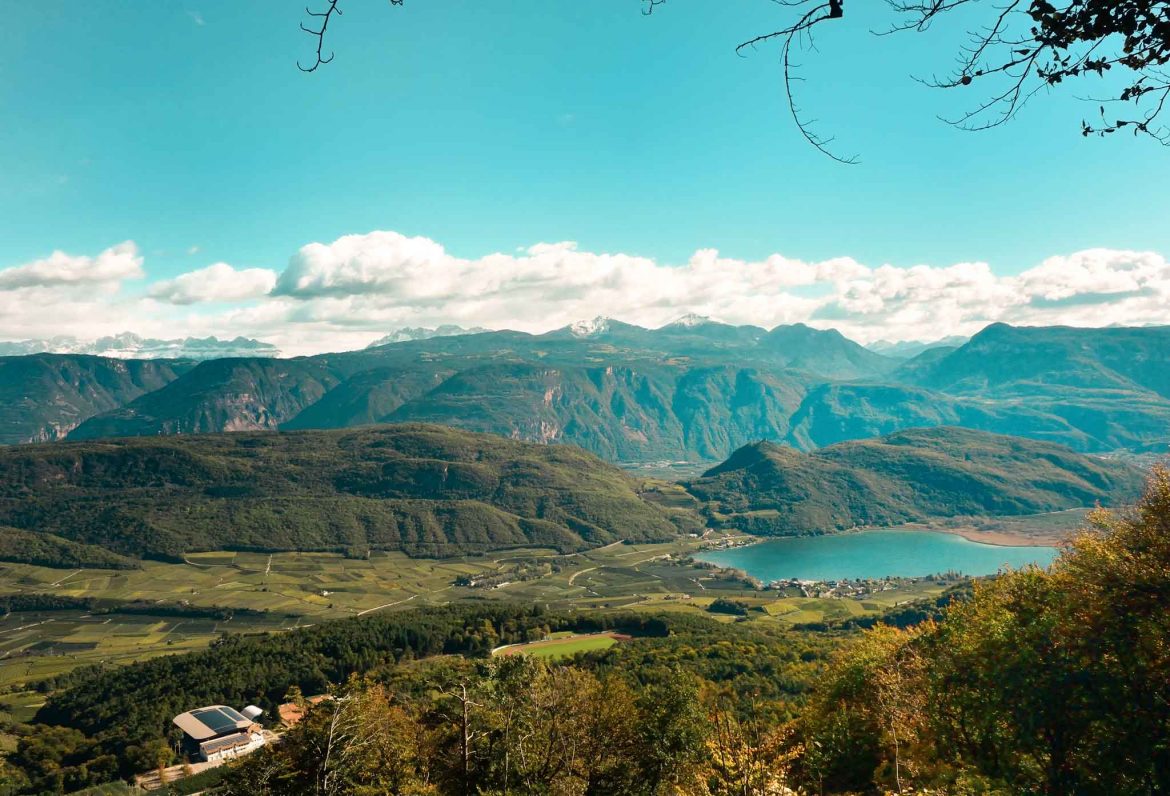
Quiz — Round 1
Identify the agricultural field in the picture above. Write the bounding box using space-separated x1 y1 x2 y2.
0 609 294 688
0 532 958 690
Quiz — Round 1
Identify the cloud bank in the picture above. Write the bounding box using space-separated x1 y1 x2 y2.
1 231 1168 355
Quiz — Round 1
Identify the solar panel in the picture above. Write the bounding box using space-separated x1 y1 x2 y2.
218 706 249 723
192 707 246 735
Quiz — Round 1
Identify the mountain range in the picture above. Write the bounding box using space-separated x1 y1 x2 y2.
0 424 1136 564
366 325 492 347
0 332 280 359
2 321 1169 462
865 336 970 358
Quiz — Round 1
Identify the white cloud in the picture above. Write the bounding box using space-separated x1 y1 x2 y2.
149 262 276 305
1 234 1169 356
0 242 142 291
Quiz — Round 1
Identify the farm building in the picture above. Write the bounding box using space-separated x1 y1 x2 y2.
172 705 266 762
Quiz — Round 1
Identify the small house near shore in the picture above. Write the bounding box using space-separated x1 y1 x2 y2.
172 705 266 762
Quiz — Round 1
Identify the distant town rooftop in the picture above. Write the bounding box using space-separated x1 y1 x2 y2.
172 705 253 741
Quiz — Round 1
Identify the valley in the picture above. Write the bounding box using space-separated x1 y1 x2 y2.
0 505 1078 695
0 326 1162 795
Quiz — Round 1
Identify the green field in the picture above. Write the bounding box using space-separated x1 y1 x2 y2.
494 632 625 659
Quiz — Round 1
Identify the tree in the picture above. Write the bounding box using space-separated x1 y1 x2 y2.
298 1 1170 162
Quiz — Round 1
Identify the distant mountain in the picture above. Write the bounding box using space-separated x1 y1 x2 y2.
366 325 491 347
0 425 686 560
687 427 1146 536
903 323 1170 398
0 332 279 359
0 354 194 445
63 320 891 460
4 322 1170 462
866 336 969 359
69 358 342 440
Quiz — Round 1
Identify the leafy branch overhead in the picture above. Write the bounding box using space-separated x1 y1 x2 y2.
300 1 1170 161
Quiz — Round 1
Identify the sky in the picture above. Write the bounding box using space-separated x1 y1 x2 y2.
2 1 1169 355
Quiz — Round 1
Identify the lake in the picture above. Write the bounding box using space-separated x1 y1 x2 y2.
695 530 1059 581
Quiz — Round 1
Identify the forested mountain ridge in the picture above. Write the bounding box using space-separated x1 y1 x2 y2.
0 424 686 560
687 426 1146 535
903 322 1170 397
0 423 1143 565
2 322 1169 461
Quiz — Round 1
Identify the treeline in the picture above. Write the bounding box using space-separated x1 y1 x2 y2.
9 606 837 794
0 527 140 570
223 660 790 796
0 593 270 621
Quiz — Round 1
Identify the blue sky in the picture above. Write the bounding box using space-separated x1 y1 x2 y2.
2 1 1169 353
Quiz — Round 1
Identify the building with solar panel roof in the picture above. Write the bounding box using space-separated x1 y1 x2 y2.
172 705 266 762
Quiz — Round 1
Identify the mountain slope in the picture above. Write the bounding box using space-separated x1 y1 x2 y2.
0 355 193 445
383 363 807 462
687 427 1145 535
903 323 1170 398
68 358 343 439
783 383 1103 451
0 424 685 559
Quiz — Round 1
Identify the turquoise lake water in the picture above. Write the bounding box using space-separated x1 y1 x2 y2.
694 531 1059 581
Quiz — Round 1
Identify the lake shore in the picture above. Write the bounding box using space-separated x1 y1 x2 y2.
892 518 1082 548
695 528 1059 581
926 526 1066 547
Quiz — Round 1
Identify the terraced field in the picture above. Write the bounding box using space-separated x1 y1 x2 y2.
0 533 957 688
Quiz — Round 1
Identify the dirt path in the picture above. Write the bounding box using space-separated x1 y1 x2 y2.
567 566 597 585
48 569 82 588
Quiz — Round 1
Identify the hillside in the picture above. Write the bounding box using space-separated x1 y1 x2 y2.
0 424 686 560
687 427 1146 535
0 354 193 445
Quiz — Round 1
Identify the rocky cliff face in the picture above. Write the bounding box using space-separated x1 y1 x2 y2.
0 355 194 444
68 359 340 440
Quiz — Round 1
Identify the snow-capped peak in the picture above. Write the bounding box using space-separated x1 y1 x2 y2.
667 313 713 328
569 316 611 337
0 333 280 360
366 325 490 348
